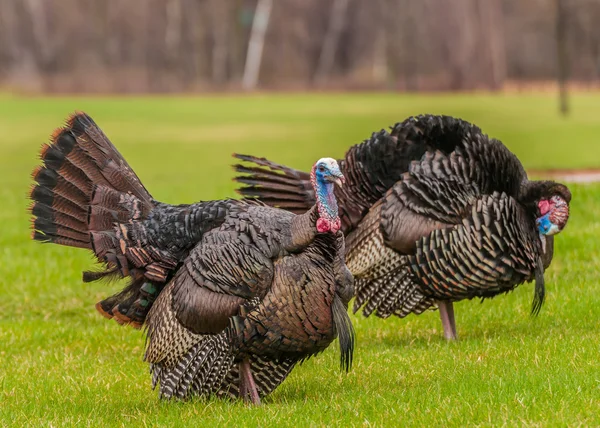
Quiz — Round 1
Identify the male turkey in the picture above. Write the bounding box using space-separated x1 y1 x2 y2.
29 112 354 404
233 114 571 340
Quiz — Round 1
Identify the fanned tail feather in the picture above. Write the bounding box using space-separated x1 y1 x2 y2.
29 112 158 327
95 280 166 329
232 153 314 214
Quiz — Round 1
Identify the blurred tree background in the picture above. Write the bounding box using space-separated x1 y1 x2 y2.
0 0 599 94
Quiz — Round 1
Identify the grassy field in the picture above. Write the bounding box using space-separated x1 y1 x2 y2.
1 93 599 426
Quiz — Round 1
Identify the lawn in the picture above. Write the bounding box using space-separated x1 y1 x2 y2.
1 92 599 426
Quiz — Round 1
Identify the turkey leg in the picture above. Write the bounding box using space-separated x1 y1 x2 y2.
437 300 457 340
239 359 261 405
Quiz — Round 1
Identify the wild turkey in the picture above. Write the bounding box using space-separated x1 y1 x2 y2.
233 114 571 340
29 112 355 404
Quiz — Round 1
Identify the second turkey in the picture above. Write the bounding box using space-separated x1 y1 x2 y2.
233 115 571 340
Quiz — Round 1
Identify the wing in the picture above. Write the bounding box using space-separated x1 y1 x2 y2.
380 149 480 253
409 193 540 301
345 200 435 318
381 127 530 253
144 236 274 366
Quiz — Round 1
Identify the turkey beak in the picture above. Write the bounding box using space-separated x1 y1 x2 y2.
331 174 345 188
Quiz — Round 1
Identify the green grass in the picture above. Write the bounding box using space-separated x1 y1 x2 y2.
1 93 599 426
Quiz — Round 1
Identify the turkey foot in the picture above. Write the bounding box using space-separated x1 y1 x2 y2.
239 359 261 405
437 300 457 340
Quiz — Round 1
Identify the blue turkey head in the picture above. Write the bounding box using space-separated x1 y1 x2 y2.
314 158 345 187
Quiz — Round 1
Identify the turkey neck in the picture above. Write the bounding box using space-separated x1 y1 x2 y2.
314 179 339 222
517 180 553 213
286 167 340 251
311 165 340 233
518 179 571 212
286 205 319 251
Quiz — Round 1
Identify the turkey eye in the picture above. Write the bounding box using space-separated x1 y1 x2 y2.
318 166 325 172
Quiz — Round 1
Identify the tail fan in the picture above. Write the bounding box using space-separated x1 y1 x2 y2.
95 281 165 329
232 154 315 214
29 112 160 327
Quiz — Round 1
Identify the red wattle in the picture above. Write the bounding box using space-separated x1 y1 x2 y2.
538 200 551 216
331 218 341 234
316 217 341 233
317 218 330 233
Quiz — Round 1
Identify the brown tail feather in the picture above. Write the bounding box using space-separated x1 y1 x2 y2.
31 112 153 246
68 113 152 205
32 229 89 249
232 153 315 215
234 164 306 187
31 203 87 234
94 278 164 328
33 167 88 206
30 111 158 327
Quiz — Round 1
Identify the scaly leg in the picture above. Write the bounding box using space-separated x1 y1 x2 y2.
437 300 457 340
238 359 261 405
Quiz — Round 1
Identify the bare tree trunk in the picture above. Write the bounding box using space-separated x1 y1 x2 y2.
373 0 393 87
314 0 350 85
429 0 478 91
146 0 165 92
0 0 21 66
402 0 419 91
22 0 49 66
242 0 273 90
372 28 388 84
592 41 600 82
24 0 45 42
210 0 229 84
229 0 245 82
104 0 119 66
479 0 506 90
165 0 182 59
17 0 50 90
556 0 569 116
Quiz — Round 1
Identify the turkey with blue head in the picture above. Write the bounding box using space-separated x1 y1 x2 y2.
232 114 571 340
29 113 354 404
